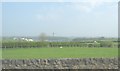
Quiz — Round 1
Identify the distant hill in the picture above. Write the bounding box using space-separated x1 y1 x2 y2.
2 36 72 42
2 36 117 42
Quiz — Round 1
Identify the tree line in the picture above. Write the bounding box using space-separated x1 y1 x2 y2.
2 41 118 48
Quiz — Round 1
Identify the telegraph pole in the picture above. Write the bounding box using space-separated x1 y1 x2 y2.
53 32 55 37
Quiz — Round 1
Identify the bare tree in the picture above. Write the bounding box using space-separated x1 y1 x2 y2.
39 32 47 42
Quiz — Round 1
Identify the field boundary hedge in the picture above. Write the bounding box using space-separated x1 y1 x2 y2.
2 41 118 48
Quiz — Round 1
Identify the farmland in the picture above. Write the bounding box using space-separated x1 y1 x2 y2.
2 47 118 59
1 38 119 69
1 37 119 59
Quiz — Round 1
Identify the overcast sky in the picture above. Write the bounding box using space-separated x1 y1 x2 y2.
1 0 119 37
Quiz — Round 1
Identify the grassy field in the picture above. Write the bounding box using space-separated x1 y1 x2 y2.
2 47 118 59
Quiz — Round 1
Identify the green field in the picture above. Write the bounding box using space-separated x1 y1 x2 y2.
2 47 118 59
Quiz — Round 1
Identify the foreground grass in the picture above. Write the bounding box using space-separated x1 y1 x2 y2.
2 47 118 59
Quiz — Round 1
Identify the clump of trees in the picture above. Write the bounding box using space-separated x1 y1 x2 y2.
99 41 113 47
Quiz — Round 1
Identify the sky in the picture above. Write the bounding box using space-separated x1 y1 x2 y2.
0 2 2 37
1 0 119 37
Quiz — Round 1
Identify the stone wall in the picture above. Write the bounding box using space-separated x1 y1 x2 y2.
2 58 118 69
